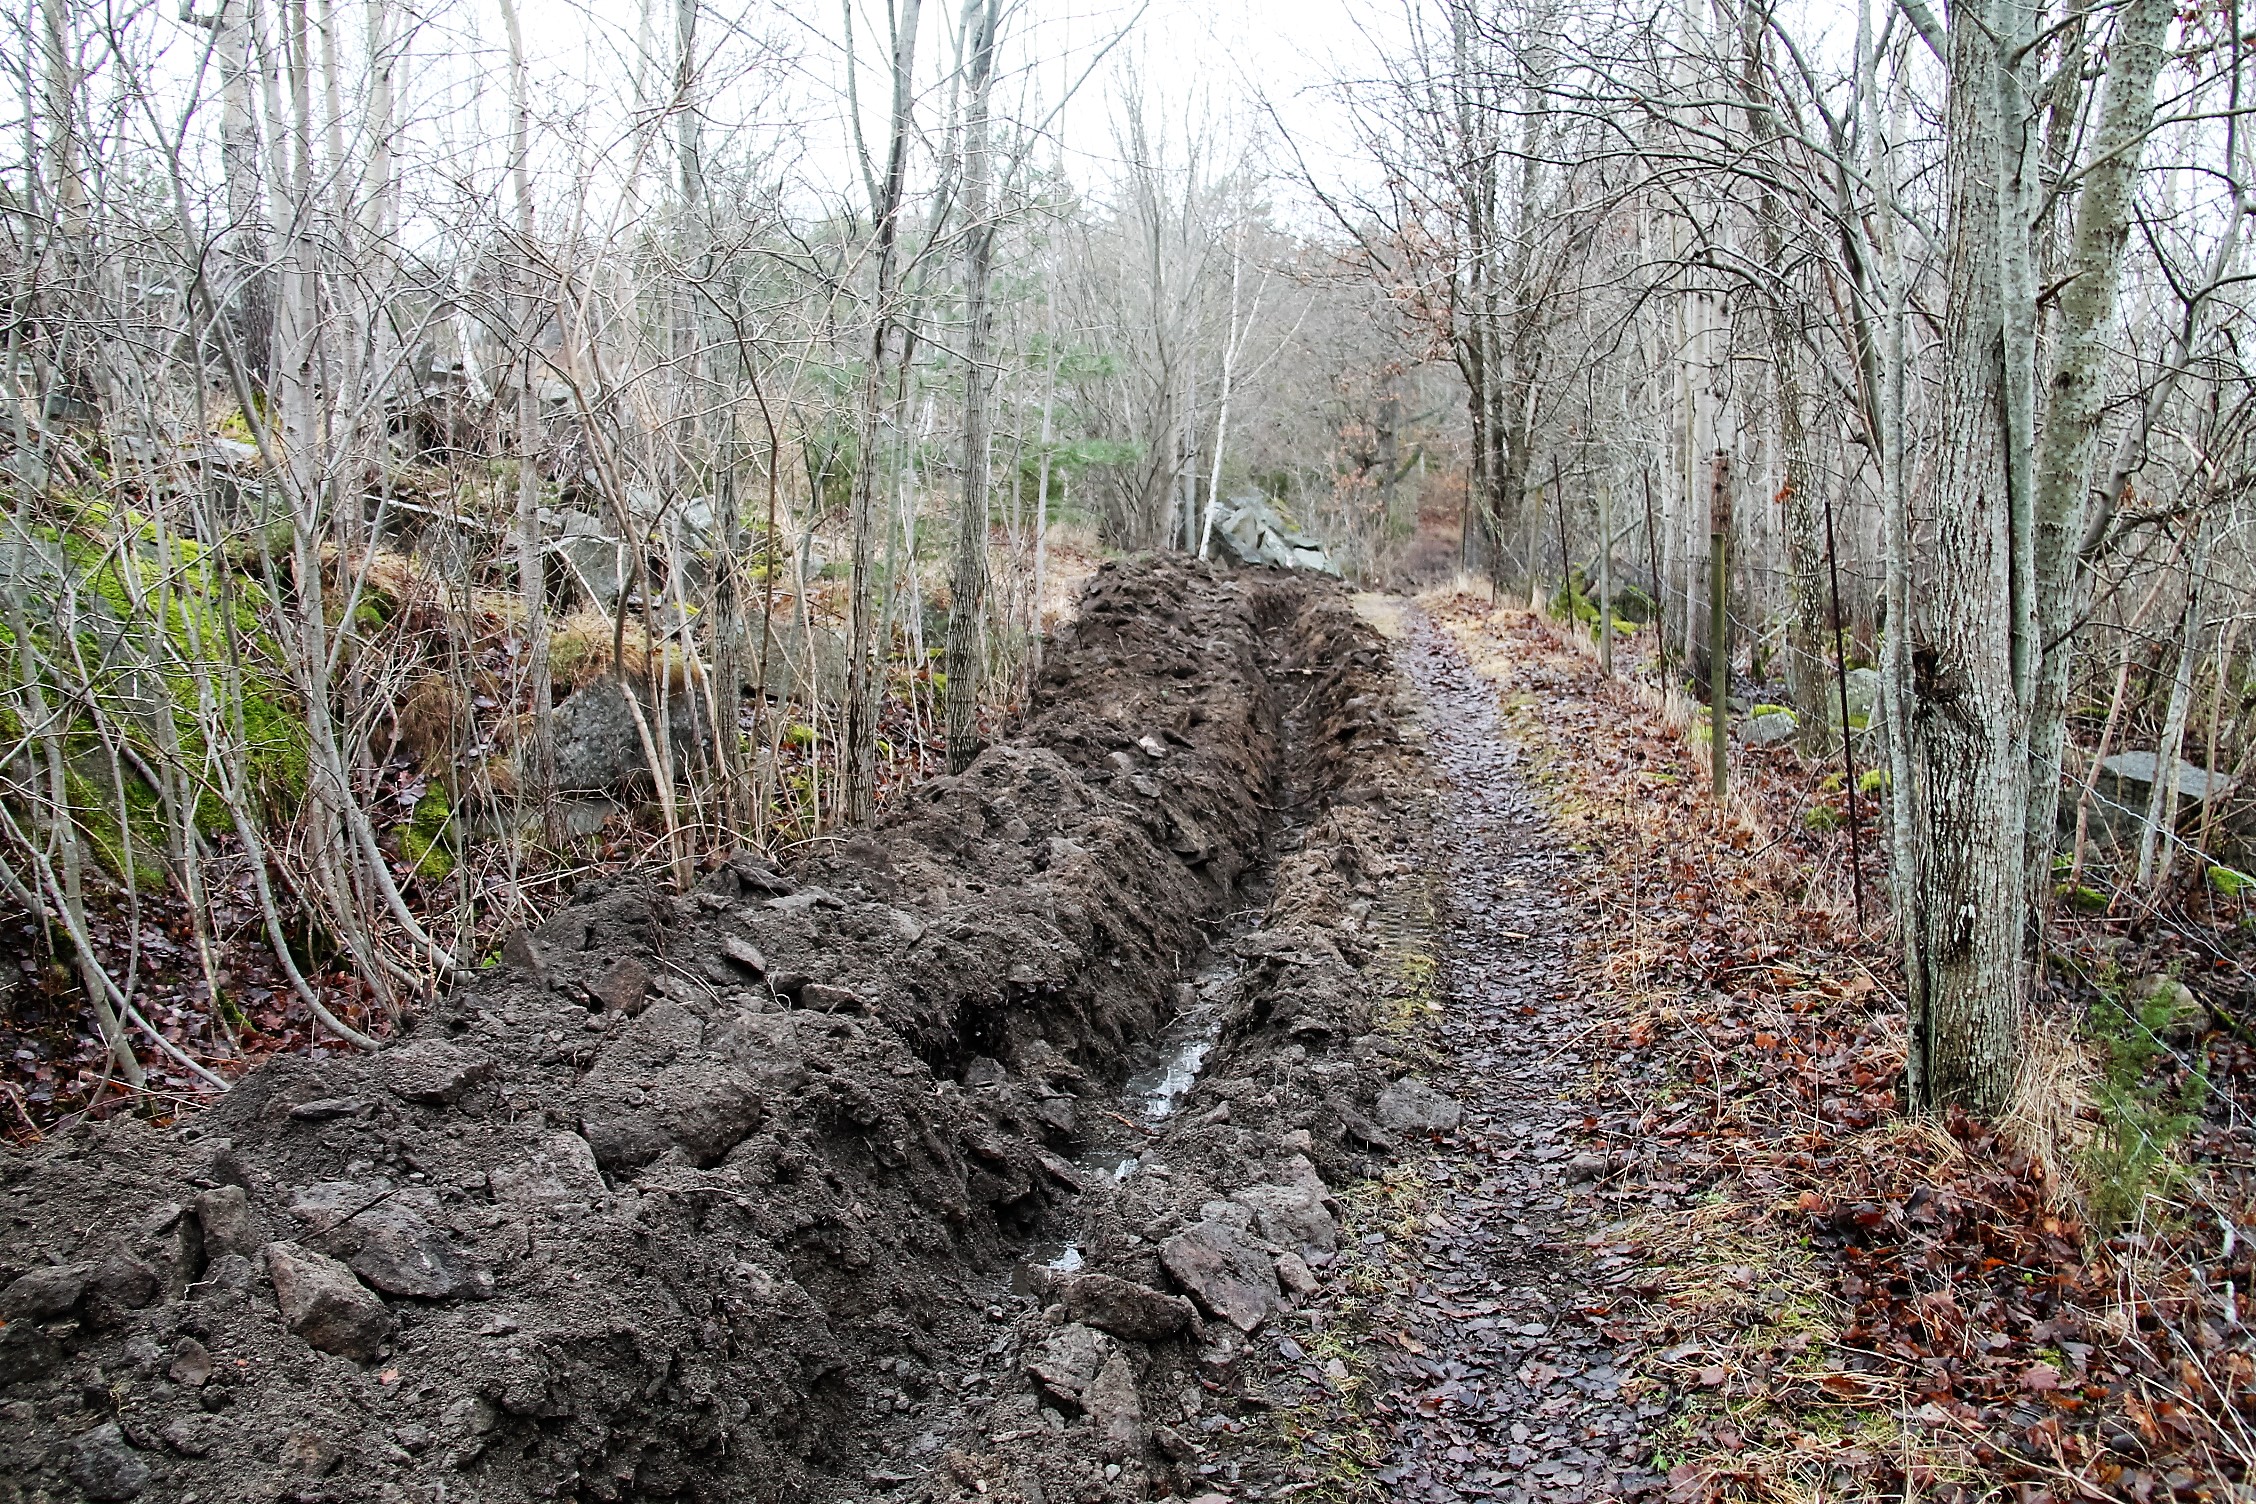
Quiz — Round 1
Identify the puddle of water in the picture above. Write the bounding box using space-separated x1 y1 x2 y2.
1015 933 1257 1286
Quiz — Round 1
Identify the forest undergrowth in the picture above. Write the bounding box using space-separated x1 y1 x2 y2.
1424 590 2256 1503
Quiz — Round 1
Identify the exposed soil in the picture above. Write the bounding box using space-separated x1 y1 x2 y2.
0 557 1446 1504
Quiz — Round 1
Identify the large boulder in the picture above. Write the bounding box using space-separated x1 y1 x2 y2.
1843 667 1883 726
1742 708 1799 746
741 610 848 706
549 675 721 796
1208 494 1339 576
2084 750 2232 842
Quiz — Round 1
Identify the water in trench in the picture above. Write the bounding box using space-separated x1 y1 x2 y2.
1015 874 1280 1283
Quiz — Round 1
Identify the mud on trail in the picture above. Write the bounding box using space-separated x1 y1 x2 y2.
0 557 1454 1504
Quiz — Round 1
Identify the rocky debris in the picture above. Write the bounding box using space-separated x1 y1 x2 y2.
1 1262 87 1321
166 1335 212 1387
194 1184 257 1256
1231 1178 1338 1254
68 1422 150 1501
1375 1075 1463 1134
484 1128 606 1211
264 1241 395 1360
375 1038 495 1104
287 1183 487 1300
1087 1350 1147 1458
586 955 652 1013
1160 1219 1282 1333
1027 1321 1111 1408
1059 1272 1197 1341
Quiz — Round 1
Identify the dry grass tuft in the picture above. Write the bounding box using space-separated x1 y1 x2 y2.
548 613 698 696
2000 1009 2099 1213
395 675 466 772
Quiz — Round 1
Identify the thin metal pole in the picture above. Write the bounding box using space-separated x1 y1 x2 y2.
1552 456 1569 614
1710 530 1728 802
1598 480 1614 676
1641 468 1664 678
1821 480 1866 924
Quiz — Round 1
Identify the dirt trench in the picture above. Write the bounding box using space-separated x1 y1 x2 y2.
0 558 1444 1504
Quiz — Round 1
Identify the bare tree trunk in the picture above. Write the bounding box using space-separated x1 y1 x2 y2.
2021 0 2178 909
2139 521 2216 892
1740 1 1828 745
942 0 1000 773
843 0 924 825
498 0 557 844
1901 0 2031 1116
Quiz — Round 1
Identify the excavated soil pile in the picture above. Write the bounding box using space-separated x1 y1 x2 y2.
0 556 1439 1504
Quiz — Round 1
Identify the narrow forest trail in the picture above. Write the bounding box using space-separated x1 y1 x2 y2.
1350 604 1665 1504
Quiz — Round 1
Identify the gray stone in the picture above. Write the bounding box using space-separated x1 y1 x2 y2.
1085 1350 1146 1459
2079 751 2232 842
1059 1273 1197 1341
1374 1077 1462 1135
2131 975 2211 1044
719 936 768 978
1843 667 1883 725
1209 494 1340 576
167 1336 213 1387
742 611 849 705
376 1039 496 1105
2103 749 2233 802
1159 1219 1281 1333
488 1131 606 1211
0 1262 87 1321
1274 1251 1320 1297
160 1414 214 1457
88 1250 160 1310
279 1427 344 1477
264 1241 394 1361
194 1185 257 1257
1231 1182 1338 1253
1742 709 1799 746
546 510 629 609
549 675 719 796
286 1097 367 1121
588 956 652 1014
68 1423 149 1501
346 1203 484 1300
1026 1321 1108 1407
441 1394 500 1438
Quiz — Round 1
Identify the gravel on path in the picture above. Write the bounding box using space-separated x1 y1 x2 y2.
1356 607 1667 1504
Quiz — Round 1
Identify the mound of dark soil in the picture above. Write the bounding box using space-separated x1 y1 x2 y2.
0 557 1440 1504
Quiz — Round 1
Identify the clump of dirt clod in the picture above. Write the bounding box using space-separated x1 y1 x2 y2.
0 555 1441 1504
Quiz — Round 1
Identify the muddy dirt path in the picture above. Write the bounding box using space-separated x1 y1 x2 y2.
1360 608 1666 1503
